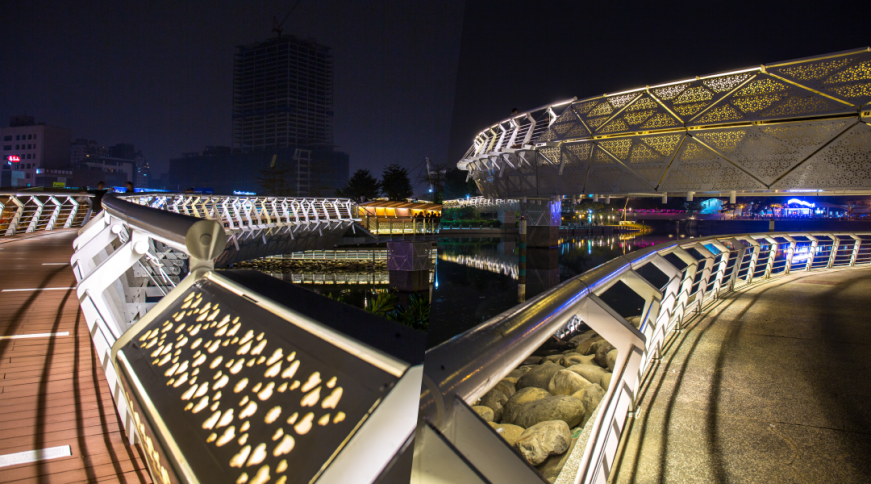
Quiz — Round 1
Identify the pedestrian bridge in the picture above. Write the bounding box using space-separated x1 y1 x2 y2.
414 230 871 484
459 48 871 200
0 192 425 484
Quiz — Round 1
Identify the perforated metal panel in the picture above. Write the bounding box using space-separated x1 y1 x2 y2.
115 272 407 484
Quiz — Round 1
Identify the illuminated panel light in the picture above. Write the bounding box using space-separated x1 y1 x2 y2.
787 199 815 208
114 274 400 484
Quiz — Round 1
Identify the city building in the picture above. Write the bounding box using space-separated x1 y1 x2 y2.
1 115 71 188
183 33 349 196
233 35 333 149
73 155 135 188
68 141 147 189
70 138 104 164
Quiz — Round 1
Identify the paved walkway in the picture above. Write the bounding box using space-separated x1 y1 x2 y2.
0 230 151 483
615 267 871 484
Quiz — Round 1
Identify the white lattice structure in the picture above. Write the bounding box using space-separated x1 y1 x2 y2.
0 191 93 236
124 193 359 265
460 48 871 199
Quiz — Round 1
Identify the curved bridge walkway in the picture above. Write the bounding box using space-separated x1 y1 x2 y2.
615 267 871 483
0 230 149 483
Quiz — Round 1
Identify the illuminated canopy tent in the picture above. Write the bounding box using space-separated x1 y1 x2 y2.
459 48 871 199
357 200 442 218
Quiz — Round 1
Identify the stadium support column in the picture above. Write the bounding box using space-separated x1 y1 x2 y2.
498 209 516 226
520 197 560 248
387 241 431 292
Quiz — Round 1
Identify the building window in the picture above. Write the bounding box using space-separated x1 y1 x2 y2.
3 136 10 141
3 145 9 150
15 135 20 140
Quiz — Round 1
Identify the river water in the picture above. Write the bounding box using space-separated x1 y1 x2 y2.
429 229 694 348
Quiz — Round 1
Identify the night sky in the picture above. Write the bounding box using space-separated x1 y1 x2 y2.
0 1 464 180
448 0 871 165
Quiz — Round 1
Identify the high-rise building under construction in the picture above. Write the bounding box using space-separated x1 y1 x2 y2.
233 35 333 149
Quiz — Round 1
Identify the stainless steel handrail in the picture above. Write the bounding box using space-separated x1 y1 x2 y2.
417 230 871 484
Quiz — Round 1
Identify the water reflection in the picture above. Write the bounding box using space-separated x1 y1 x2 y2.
428 231 678 348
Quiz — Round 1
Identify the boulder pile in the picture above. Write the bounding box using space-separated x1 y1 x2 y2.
472 329 618 483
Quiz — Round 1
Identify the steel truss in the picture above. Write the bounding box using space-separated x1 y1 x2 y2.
459 48 871 199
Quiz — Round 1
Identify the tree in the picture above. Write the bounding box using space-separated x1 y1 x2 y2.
337 169 381 200
381 164 413 201
256 162 296 196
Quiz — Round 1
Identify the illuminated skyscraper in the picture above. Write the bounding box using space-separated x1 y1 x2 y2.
233 35 334 149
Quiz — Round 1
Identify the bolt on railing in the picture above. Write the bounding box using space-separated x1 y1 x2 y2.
414 231 871 484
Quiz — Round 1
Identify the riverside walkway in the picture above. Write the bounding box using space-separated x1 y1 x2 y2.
614 267 871 483
0 230 150 483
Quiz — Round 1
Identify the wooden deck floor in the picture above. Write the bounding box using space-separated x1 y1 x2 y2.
0 230 151 483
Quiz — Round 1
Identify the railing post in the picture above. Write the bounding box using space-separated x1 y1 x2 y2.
784 236 797 274
46 196 62 230
743 238 760 285
826 234 839 268
26 196 44 233
6 196 25 235
762 236 777 278
64 196 79 228
805 236 818 271
850 235 861 267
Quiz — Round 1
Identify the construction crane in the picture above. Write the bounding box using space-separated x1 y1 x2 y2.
271 0 304 37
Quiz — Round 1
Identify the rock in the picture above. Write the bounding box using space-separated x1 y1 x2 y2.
567 330 598 349
594 342 616 368
488 422 525 447
504 368 530 385
601 372 612 391
566 364 607 386
541 354 564 364
523 356 543 365
537 433 579 482
494 379 516 398
473 406 495 422
605 349 618 372
510 395 585 429
516 362 563 391
588 339 612 358
503 387 552 425
547 369 592 396
573 384 605 428
576 336 604 355
479 388 509 421
560 353 596 367
626 315 643 328
514 420 571 466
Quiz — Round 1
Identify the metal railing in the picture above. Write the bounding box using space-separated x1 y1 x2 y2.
414 231 871 484
0 190 93 235
443 196 520 213
70 193 423 484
